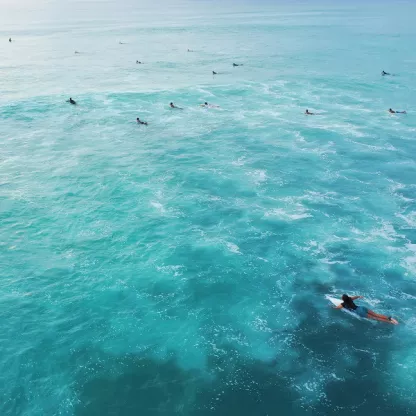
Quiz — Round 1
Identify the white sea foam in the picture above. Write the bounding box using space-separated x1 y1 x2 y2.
231 156 246 166
156 265 185 277
401 243 416 276
371 220 403 242
257 257 269 263
264 206 312 221
299 190 338 205
247 169 267 185
396 211 416 228
150 201 166 213
251 316 273 333
320 258 349 265
294 131 306 142
299 144 337 156
150 200 183 218
225 242 241 255
348 139 397 152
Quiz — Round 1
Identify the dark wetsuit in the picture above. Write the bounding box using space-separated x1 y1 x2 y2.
342 300 368 318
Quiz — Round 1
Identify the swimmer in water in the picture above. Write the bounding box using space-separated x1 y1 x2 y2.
212 71 217 75
9 38 12 42
389 108 406 114
119 41 126 44
170 102 183 109
233 63 242 67
66 97 77 105
136 60 143 64
382 70 391 76
305 109 314 115
136 117 148 125
187 49 193 52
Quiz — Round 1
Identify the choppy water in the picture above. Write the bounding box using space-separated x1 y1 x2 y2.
1 1 416 415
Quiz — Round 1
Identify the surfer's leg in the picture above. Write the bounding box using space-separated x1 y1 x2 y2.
368 310 388 319
367 310 396 324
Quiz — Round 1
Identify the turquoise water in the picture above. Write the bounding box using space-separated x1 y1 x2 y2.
1 0 416 414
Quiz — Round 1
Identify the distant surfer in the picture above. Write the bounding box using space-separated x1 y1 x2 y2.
233 63 242 67
212 71 217 75
389 108 406 114
136 60 143 64
305 109 314 115
200 102 219 108
119 41 126 44
170 102 183 109
75 51 80 54
334 294 398 324
187 49 193 52
382 70 390 76
136 117 148 125
66 97 77 105
9 38 12 43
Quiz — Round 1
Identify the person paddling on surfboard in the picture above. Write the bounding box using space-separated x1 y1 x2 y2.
66 97 77 105
200 102 219 108
389 108 406 114
334 294 398 325
136 117 148 125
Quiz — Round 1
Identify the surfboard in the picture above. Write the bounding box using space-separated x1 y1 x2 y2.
325 295 365 321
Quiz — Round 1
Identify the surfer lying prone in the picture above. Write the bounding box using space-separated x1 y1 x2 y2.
334 294 398 324
389 108 406 114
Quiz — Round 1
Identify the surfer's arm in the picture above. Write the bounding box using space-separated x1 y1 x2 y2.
333 304 343 309
351 296 363 300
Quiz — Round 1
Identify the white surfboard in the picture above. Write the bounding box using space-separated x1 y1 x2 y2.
325 295 366 321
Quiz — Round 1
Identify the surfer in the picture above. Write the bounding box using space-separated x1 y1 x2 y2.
389 108 406 114
200 102 219 108
136 117 148 125
233 63 242 67
382 70 390 76
334 294 398 324
136 60 143 64
66 97 77 105
305 109 314 115
170 102 182 109
9 38 12 42
212 71 217 75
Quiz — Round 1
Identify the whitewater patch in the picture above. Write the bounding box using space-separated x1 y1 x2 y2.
264 206 312 221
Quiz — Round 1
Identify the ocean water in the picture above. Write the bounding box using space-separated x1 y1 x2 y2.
1 0 416 415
